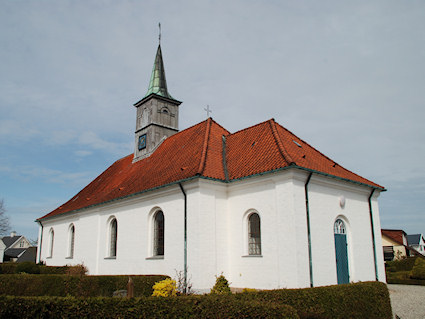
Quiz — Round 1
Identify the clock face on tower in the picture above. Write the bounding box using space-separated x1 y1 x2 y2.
138 134 147 150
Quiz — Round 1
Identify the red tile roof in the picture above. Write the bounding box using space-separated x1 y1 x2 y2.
381 229 407 246
39 118 384 220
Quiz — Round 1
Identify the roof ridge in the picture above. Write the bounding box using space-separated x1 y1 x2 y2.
269 119 295 165
229 118 273 136
197 118 212 175
273 121 382 188
209 117 231 135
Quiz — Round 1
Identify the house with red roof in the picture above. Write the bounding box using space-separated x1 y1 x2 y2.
36 42 386 292
381 229 420 261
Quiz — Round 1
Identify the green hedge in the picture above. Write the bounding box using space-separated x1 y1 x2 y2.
234 281 392 319
386 256 423 272
0 274 168 297
0 295 299 319
0 263 70 274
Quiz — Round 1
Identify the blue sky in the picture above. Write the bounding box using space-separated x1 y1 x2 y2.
0 1 424 241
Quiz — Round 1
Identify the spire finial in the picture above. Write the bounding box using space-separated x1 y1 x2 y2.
158 22 161 45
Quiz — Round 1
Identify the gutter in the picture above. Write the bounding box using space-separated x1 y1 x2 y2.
305 172 313 287
36 220 43 264
368 189 379 281
178 183 188 294
38 165 384 223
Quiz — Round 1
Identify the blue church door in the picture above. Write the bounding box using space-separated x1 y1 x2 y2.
334 219 349 284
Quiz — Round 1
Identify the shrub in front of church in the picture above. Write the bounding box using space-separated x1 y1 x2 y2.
0 274 168 297
152 278 177 297
0 295 299 319
0 263 18 274
233 281 392 319
15 262 40 274
65 264 88 276
411 257 425 280
210 274 231 295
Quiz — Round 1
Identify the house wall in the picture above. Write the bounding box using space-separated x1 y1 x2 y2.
382 235 408 259
37 168 385 291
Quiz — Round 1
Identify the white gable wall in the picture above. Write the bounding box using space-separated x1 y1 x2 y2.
37 168 385 291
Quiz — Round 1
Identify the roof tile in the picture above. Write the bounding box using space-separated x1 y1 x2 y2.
39 118 383 220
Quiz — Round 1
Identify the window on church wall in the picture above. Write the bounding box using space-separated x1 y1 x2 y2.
68 224 75 258
334 219 346 234
48 228 54 258
154 211 164 256
109 218 118 258
248 213 261 255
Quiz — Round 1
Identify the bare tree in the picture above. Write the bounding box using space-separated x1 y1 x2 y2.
0 199 10 236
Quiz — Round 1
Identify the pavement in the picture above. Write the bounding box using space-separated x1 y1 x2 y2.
388 284 425 319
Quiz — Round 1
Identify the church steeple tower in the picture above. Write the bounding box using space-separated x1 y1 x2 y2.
133 43 182 162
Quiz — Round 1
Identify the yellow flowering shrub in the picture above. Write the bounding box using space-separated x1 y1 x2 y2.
152 278 177 297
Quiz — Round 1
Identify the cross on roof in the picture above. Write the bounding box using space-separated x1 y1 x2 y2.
204 105 212 118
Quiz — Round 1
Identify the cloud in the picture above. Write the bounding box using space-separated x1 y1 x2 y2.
74 150 93 157
78 131 132 156
1 164 92 186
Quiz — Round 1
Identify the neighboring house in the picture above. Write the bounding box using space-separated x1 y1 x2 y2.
1 231 36 263
381 229 418 261
407 234 425 256
36 42 386 292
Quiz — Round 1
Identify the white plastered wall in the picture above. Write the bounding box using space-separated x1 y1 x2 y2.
37 168 385 291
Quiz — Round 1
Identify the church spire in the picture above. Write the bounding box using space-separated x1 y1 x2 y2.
144 45 174 100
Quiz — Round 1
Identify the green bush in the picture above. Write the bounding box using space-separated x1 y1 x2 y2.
16 262 40 274
234 281 392 319
0 263 18 274
0 274 168 297
411 257 425 280
0 263 70 274
210 274 231 295
386 256 422 272
0 295 299 319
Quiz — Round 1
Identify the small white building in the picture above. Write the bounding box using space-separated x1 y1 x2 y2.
37 43 386 292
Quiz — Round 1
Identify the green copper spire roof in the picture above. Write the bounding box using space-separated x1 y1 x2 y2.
144 45 174 100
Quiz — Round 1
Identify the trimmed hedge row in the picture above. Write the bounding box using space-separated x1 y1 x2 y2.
234 281 392 319
0 295 299 319
386 256 422 272
0 263 70 274
0 274 168 297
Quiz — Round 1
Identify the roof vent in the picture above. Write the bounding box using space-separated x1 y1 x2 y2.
293 140 302 147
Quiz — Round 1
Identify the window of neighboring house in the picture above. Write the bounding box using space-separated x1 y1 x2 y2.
48 228 54 258
19 240 24 248
68 224 75 258
153 211 164 256
248 213 261 255
109 218 118 258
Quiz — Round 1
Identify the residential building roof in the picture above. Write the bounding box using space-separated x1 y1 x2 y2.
4 248 26 258
38 118 384 221
1 235 22 249
407 234 423 245
382 229 407 246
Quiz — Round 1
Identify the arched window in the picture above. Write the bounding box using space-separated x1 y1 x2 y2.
334 219 346 234
248 213 261 255
48 228 54 258
109 218 117 257
154 211 164 256
67 224 75 258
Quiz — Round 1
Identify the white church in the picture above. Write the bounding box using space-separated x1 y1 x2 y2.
37 43 386 292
